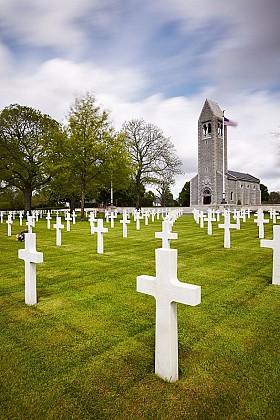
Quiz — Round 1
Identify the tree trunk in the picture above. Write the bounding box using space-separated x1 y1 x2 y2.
70 193 77 213
80 189 85 221
24 187 32 215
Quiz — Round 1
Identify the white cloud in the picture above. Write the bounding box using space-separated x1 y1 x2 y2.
0 1 279 198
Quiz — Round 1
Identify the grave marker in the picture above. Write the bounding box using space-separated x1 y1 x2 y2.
120 212 130 238
54 216 64 246
92 218 108 254
155 220 178 248
18 233 43 305
260 225 280 285
254 209 269 239
65 212 72 232
26 215 34 233
6 214 13 236
218 211 237 248
137 248 201 382
46 211 52 229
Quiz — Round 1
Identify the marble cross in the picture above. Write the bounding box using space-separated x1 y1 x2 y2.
6 214 13 236
19 211 24 226
65 212 72 231
72 211 76 225
109 211 117 228
137 248 201 382
92 218 108 254
144 211 150 225
260 225 280 285
135 211 143 230
199 211 206 228
218 211 237 248
155 220 178 248
54 216 64 246
233 210 241 230
46 211 52 229
26 215 34 233
120 212 130 238
254 209 269 239
205 209 215 235
18 233 43 305
89 212 98 234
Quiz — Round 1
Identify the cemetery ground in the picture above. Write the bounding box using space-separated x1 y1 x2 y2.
0 214 279 419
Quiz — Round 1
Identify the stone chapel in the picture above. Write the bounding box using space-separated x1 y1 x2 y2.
190 99 261 206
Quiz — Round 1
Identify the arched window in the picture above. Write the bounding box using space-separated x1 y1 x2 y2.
207 123 211 134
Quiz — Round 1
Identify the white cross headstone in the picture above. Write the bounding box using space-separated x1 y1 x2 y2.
19 211 24 226
72 211 76 225
92 218 108 254
104 209 110 223
6 214 13 236
260 225 280 285
137 248 201 382
89 212 97 234
120 212 130 238
218 211 238 248
54 216 64 246
46 211 52 229
155 220 178 248
144 211 150 226
215 209 221 222
199 211 206 228
109 211 117 228
0 211 4 223
65 212 72 232
205 209 215 235
192 208 200 223
26 215 34 233
254 209 269 239
233 210 241 230
18 233 43 305
135 211 143 230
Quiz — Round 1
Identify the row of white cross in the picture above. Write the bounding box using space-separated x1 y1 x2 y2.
193 208 280 284
193 208 274 247
12 208 280 383
17 210 198 383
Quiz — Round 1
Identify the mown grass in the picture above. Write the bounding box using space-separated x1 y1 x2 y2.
0 213 279 419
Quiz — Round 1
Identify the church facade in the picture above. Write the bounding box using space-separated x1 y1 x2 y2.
190 99 261 206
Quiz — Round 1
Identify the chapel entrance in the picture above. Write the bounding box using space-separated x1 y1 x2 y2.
203 189 211 205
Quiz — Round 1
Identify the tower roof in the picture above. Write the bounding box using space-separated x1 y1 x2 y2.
199 99 223 121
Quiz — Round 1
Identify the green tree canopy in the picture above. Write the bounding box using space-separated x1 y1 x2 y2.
268 191 280 204
178 181 190 207
260 184 269 203
56 93 131 219
0 104 62 213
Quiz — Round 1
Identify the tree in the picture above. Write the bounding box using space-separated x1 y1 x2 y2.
178 181 190 206
122 119 182 208
268 191 280 204
61 93 131 220
260 183 269 203
0 104 61 213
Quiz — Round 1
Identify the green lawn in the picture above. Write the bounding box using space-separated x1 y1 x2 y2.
0 213 279 419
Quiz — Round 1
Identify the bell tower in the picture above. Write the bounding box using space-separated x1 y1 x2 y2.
196 99 227 205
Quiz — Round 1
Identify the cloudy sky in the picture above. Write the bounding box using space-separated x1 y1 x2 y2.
1 0 280 198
